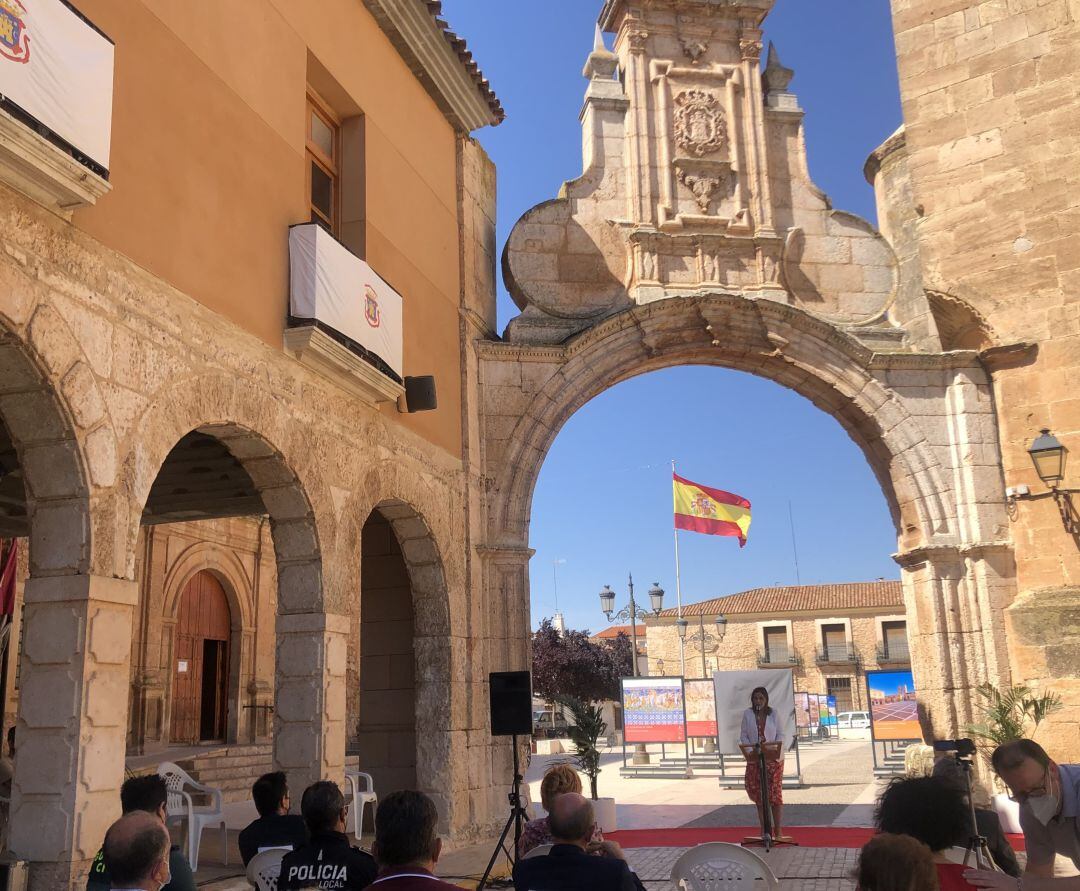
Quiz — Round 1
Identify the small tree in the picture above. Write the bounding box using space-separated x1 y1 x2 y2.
966 683 1063 748
558 696 607 799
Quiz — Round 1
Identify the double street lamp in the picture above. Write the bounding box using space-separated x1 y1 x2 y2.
599 574 664 677
600 574 664 765
675 613 729 677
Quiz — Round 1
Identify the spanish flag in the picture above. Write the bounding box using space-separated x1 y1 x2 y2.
673 474 752 547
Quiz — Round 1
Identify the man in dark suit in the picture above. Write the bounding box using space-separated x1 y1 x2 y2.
369 790 460 891
512 793 645 891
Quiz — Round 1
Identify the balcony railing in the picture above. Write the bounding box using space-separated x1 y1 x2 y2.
757 649 802 668
816 645 860 665
876 643 911 663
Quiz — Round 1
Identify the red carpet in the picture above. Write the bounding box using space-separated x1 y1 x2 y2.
605 827 1027 851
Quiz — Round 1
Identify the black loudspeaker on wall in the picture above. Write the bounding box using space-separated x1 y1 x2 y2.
489 670 533 737
404 375 438 412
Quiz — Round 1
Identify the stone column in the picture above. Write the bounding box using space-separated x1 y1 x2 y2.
274 612 349 797
11 574 137 890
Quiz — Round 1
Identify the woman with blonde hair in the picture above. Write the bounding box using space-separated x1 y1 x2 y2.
517 763 603 857
856 833 939 891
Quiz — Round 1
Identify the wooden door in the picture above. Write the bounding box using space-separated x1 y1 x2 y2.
170 571 231 744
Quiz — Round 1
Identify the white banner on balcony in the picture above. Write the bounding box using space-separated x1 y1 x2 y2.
0 0 114 170
289 224 404 378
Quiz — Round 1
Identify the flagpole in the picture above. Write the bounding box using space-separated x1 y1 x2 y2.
672 460 686 678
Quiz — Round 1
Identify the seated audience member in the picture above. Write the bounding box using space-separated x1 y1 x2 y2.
512 793 644 891
238 771 308 866
279 781 377 891
87 775 195 891
875 776 976 891
964 740 1080 891
101 811 173 891
931 756 1020 877
369 790 459 891
855 833 939 891
518 763 603 857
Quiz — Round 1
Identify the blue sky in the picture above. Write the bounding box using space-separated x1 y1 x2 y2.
442 0 905 635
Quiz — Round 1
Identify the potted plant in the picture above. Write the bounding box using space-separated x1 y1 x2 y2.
558 695 617 832
966 682 1063 834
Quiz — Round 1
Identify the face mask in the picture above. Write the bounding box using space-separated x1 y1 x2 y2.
1029 773 1061 825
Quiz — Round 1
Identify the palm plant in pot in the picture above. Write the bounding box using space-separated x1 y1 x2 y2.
558 695 617 832
966 682 1063 834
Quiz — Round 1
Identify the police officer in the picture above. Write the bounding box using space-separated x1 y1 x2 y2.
279 781 377 891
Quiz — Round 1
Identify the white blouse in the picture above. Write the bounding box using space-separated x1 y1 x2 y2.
739 707 784 747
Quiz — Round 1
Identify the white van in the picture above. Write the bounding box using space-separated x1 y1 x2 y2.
837 711 871 729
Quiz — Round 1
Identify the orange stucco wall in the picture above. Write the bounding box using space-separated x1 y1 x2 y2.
70 0 465 457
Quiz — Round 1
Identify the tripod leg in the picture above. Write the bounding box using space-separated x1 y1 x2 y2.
478 812 518 891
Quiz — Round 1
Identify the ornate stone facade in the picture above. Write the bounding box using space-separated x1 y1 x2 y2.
482 0 1077 792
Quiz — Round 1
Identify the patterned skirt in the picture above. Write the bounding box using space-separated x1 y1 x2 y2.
744 757 784 806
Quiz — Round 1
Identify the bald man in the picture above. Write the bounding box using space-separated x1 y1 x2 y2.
102 811 173 891
512 793 644 891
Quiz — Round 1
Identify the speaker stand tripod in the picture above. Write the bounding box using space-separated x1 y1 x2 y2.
478 734 529 890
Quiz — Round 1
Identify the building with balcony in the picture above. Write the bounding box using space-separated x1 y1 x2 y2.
0 0 505 885
644 581 908 713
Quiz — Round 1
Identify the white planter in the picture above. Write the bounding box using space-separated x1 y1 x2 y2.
993 793 1022 834
592 796 617 833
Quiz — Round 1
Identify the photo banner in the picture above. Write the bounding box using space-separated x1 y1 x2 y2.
713 669 795 756
825 695 838 726
622 677 686 744
0 0 114 170
866 669 920 741
809 693 820 729
684 678 718 738
795 692 810 730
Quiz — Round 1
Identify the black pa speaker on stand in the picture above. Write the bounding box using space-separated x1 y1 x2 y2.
479 671 533 889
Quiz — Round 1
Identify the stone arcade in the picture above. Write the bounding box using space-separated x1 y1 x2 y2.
0 0 1077 887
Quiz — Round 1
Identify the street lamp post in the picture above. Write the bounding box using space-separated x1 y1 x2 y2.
676 613 728 752
601 574 664 765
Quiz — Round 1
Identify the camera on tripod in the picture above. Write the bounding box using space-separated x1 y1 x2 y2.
933 737 977 759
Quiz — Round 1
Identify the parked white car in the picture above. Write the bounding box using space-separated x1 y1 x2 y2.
837 711 871 729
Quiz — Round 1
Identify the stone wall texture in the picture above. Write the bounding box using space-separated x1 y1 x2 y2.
889 0 1080 753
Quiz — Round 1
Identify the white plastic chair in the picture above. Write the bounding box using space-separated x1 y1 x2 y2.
157 761 227 871
344 770 377 837
522 844 553 860
671 843 779 891
247 848 286 890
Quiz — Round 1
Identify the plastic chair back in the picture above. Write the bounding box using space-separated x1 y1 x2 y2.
247 848 286 891
671 842 779 891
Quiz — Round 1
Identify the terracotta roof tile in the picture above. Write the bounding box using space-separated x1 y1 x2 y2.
591 624 646 639
424 1 505 125
656 581 903 617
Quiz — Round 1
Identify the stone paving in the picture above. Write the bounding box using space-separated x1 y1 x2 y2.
627 846 858 891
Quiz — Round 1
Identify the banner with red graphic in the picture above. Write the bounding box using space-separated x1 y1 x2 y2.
684 678 718 738
0 0 114 170
289 224 404 378
622 677 686 744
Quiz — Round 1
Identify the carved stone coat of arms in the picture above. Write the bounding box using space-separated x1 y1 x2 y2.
674 89 727 157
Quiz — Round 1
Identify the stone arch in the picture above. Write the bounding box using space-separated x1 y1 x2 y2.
484 293 1013 741
350 490 456 829
121 372 328 613
0 320 92 576
490 294 957 555
122 371 343 794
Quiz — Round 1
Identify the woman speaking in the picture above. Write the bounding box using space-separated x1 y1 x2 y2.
739 686 786 841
